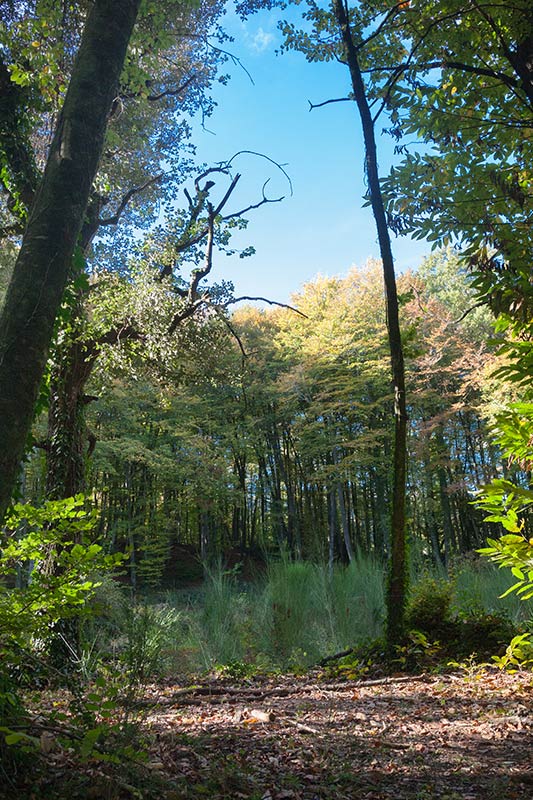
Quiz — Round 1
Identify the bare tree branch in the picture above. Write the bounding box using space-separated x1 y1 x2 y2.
447 302 485 327
194 165 230 193
225 151 293 196
99 173 164 226
222 179 284 221
204 41 255 86
308 96 351 111
223 296 308 318
359 1 405 52
188 210 215 301
167 295 208 335
97 323 144 346
145 75 195 102
212 173 241 217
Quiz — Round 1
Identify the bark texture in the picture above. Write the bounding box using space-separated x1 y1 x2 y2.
0 0 142 521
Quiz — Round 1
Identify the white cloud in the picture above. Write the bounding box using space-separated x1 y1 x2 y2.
249 27 275 54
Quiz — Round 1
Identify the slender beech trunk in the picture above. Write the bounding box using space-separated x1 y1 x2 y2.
327 487 337 577
350 479 363 552
334 0 408 646
332 444 354 563
422 453 445 569
266 430 290 549
0 0 141 522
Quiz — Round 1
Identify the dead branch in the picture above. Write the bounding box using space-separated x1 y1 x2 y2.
167 295 208 336
280 717 320 735
319 647 356 666
224 296 308 318
137 673 440 709
146 75 195 102
224 150 293 196
222 178 284 221
194 166 231 194
212 173 241 218
97 323 144 346
308 96 352 111
204 41 255 86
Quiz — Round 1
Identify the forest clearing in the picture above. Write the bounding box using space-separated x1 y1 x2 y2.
1 1 533 798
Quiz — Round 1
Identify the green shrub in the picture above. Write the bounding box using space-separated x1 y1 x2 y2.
0 496 125 763
492 633 533 671
406 575 452 633
193 564 250 667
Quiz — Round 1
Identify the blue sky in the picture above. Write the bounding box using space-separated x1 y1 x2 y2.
191 6 430 304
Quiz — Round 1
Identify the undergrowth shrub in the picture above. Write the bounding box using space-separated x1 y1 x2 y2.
114 554 531 676
329 557 385 646
261 559 321 660
79 575 186 685
406 575 453 633
405 567 523 661
170 556 386 671
492 633 533 671
0 496 132 777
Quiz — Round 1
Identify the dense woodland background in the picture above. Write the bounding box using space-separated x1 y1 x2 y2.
15 251 525 583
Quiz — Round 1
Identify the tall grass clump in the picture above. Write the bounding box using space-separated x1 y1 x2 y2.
253 557 322 663
248 554 386 667
118 603 183 684
328 556 386 646
188 563 250 669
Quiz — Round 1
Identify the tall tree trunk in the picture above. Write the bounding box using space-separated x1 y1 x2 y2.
266 431 290 550
0 0 141 522
422 454 445 570
327 487 337 577
334 0 408 647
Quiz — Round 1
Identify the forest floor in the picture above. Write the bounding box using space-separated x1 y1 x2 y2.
8 669 533 800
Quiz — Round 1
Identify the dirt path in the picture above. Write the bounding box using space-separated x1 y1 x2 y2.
142 670 533 799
